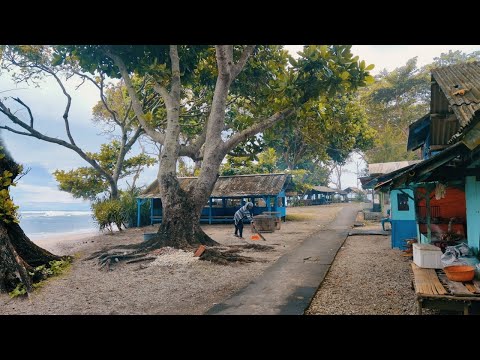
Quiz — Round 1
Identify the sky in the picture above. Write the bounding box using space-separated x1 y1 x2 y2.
2 45 480 210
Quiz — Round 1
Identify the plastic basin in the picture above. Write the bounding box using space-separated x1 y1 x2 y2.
444 265 475 282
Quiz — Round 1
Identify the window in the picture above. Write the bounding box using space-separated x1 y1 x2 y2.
226 198 242 208
397 193 409 211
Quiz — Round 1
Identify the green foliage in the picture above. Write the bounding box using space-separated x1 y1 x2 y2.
31 259 71 278
59 45 372 162
430 50 480 67
264 94 375 170
0 147 20 224
91 198 126 232
119 188 150 228
361 57 429 163
53 141 156 200
9 283 26 298
9 260 71 298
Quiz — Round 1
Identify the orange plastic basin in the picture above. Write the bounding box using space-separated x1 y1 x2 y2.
250 234 260 241
444 265 475 282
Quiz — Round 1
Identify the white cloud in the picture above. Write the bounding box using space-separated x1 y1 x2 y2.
352 45 480 74
11 183 87 204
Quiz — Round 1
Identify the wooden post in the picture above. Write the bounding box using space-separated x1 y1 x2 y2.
267 195 271 212
417 299 423 315
151 198 154 225
137 199 142 227
425 186 432 243
209 197 212 225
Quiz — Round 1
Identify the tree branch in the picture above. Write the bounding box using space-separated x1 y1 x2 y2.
222 109 295 153
104 48 165 145
231 45 256 79
215 45 233 77
0 100 115 186
11 97 34 128
169 45 181 101
48 71 75 146
153 83 172 108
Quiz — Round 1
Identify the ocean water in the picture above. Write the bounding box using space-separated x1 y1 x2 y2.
18 210 98 240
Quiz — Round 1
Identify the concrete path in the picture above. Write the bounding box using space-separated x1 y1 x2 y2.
206 203 363 315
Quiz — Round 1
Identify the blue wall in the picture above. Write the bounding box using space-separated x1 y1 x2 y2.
390 189 415 221
465 176 480 252
390 189 416 250
391 220 417 250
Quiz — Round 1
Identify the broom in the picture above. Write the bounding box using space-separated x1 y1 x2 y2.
250 222 266 241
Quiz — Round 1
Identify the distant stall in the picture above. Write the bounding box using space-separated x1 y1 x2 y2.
136 173 291 226
306 185 336 205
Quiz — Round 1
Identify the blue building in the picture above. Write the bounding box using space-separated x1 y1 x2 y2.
375 62 480 252
136 173 291 226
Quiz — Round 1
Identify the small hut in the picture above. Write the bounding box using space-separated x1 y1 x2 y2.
137 173 291 226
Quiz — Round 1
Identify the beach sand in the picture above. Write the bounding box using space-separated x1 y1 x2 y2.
0 204 345 315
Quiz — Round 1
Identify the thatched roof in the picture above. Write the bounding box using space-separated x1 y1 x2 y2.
310 185 336 193
138 173 290 199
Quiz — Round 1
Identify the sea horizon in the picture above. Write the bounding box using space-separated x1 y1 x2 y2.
18 209 99 240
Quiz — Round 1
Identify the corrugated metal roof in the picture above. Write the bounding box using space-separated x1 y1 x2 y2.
407 114 430 151
374 142 468 191
138 173 289 199
431 62 480 142
368 161 421 175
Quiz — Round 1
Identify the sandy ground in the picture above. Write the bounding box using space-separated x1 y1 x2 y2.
0 204 344 315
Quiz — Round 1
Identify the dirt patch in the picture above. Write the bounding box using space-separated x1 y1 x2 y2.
0 204 344 314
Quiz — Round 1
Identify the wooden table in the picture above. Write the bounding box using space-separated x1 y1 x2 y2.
411 263 480 315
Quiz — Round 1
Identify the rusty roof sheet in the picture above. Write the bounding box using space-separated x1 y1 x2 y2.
432 62 480 141
138 173 289 199
368 161 420 175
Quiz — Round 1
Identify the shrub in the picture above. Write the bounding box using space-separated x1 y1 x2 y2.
119 189 150 228
91 198 126 232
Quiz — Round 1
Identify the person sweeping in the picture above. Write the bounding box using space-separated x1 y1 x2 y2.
233 202 254 239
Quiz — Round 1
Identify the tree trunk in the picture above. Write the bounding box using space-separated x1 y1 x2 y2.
0 137 61 294
155 173 218 249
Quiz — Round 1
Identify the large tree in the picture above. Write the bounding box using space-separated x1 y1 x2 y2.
0 135 61 294
46 45 373 264
264 95 375 170
0 46 153 200
360 57 430 163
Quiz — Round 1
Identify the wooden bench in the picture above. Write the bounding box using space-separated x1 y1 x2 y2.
411 263 480 315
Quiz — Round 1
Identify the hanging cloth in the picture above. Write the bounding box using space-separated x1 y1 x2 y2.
435 183 446 200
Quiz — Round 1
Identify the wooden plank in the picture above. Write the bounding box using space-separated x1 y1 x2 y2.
464 283 478 294
411 263 447 295
473 280 480 293
438 274 474 297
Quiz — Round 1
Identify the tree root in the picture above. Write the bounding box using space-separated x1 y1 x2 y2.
85 234 273 270
229 244 274 252
199 247 256 265
126 257 157 264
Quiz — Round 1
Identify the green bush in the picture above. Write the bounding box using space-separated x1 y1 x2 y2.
91 198 126 232
119 189 150 228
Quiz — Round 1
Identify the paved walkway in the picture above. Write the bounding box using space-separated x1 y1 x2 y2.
206 203 363 315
